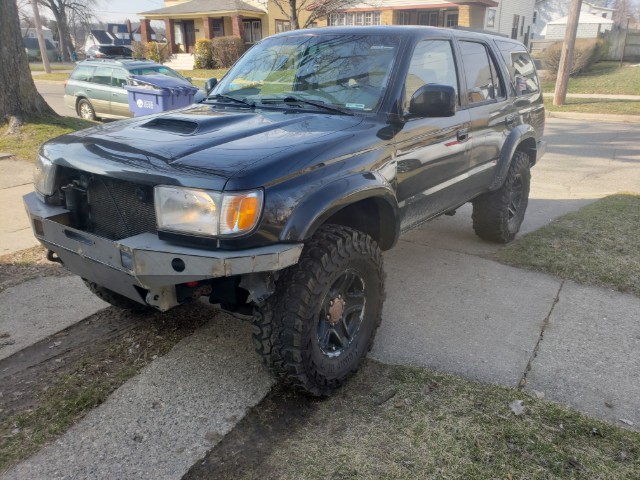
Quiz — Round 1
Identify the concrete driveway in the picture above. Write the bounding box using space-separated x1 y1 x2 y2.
2 113 640 478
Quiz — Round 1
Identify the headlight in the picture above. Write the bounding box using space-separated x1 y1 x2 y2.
154 186 263 237
33 153 57 196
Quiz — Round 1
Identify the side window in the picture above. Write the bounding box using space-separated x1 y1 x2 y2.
404 40 458 111
70 66 95 82
112 69 129 88
92 67 113 86
459 41 504 105
496 41 540 96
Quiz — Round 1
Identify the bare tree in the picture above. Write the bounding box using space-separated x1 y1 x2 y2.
1 0 56 130
39 0 96 61
268 0 369 29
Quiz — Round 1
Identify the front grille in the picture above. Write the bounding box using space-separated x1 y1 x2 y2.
86 176 157 240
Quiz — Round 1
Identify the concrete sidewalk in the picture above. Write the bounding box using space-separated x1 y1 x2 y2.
0 158 40 255
2 117 639 478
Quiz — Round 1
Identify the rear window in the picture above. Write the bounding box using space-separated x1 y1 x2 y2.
495 41 540 96
70 65 95 82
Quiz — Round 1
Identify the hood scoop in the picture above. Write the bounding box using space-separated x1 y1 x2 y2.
141 118 199 135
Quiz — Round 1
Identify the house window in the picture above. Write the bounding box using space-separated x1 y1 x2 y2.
445 12 458 27
329 11 380 26
212 19 224 37
511 15 520 39
521 16 525 36
487 9 496 28
397 11 411 25
242 20 262 43
275 20 291 33
418 12 439 26
533 11 538 24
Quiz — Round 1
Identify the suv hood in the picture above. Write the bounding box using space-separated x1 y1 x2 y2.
44 104 367 190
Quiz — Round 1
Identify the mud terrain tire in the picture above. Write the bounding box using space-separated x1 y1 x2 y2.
253 225 385 396
83 280 150 312
472 151 531 243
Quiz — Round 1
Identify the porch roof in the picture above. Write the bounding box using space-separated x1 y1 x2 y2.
335 0 498 10
139 0 266 17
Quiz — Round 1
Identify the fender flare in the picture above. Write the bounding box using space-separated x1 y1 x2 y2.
490 125 538 191
280 172 401 250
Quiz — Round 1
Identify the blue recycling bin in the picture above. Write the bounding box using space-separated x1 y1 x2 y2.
125 75 199 117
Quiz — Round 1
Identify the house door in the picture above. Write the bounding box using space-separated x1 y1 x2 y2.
184 20 196 53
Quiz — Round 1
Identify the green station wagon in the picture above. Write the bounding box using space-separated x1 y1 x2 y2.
64 58 205 120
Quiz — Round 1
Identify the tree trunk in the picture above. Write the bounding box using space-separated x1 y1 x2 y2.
59 8 74 61
0 0 56 127
289 0 300 29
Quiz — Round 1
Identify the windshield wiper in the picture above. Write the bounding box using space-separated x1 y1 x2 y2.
259 96 353 116
205 94 255 108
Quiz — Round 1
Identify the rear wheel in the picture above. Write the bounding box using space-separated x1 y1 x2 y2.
472 151 531 243
253 225 385 396
77 98 96 121
83 280 149 312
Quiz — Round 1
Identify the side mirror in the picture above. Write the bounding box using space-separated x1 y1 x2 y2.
205 77 218 96
186 76 193 83
409 84 456 117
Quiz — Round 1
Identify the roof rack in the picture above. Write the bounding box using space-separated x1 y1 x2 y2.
452 26 510 38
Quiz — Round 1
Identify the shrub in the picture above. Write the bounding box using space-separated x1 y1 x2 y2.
194 39 214 69
542 38 608 76
212 37 245 68
131 41 146 60
144 42 171 64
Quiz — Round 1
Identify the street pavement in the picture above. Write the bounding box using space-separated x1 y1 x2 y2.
1 111 640 477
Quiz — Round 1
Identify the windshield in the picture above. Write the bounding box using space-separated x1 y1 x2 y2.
213 34 399 112
129 66 187 82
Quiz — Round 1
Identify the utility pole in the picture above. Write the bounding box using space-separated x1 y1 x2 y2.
31 0 52 73
553 0 582 106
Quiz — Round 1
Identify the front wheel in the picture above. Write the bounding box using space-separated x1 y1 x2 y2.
77 98 96 120
253 225 385 396
472 151 531 243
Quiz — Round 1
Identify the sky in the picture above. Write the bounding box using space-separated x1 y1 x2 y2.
90 0 165 23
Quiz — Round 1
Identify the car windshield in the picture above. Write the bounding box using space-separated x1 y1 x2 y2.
129 66 186 81
213 33 400 112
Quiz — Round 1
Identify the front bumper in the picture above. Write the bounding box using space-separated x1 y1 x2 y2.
24 192 303 310
536 139 547 163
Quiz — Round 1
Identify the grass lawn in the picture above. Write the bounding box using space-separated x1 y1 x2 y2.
175 68 229 79
29 63 74 71
0 116 95 161
542 62 640 95
32 72 70 82
187 360 640 479
496 194 640 296
543 97 640 115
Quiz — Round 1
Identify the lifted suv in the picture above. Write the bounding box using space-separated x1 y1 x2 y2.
27 26 545 396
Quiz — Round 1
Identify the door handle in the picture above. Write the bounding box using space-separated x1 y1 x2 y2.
457 128 469 143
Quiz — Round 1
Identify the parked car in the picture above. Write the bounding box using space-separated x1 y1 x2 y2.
24 37 58 62
85 45 133 58
27 26 545 396
63 58 205 120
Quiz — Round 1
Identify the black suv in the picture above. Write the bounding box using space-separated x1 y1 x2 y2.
26 26 545 396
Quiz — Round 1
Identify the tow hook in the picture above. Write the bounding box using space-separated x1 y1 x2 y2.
46 250 63 265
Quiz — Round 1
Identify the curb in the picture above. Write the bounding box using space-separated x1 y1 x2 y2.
547 110 640 123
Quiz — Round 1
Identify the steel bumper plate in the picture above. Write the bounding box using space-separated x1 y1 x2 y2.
23 192 303 308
